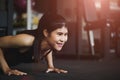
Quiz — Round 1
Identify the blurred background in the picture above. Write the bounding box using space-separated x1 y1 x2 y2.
0 0 120 60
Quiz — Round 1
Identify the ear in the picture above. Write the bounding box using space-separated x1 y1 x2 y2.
43 29 48 37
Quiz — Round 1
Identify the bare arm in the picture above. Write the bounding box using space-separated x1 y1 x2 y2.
46 51 54 68
0 34 34 75
0 34 34 48
45 51 68 73
0 48 27 75
0 48 10 73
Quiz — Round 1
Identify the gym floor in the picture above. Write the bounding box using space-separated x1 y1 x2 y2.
0 53 120 80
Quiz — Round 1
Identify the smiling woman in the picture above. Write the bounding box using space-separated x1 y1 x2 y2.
0 13 68 76
45 26 68 51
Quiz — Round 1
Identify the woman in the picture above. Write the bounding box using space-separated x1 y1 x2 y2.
0 13 68 76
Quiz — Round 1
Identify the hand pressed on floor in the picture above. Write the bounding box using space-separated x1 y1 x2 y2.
46 67 68 74
5 69 27 76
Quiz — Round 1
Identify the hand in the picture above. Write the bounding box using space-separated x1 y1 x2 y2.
46 67 68 74
5 69 27 76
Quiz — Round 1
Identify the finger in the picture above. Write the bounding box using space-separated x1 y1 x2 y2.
8 70 27 76
14 70 27 75
20 72 27 75
46 68 54 73
8 72 12 76
59 69 68 73
54 68 61 73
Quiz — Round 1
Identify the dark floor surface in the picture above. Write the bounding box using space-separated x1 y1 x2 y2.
1 53 120 80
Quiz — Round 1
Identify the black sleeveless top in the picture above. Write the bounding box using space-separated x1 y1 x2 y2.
3 30 36 66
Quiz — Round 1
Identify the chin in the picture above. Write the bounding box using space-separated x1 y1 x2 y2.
57 49 61 51
55 48 62 51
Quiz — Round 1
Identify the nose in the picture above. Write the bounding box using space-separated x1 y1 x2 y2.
60 35 68 42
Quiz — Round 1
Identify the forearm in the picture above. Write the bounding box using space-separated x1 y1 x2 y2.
0 34 34 48
0 48 10 73
45 51 68 73
46 51 54 68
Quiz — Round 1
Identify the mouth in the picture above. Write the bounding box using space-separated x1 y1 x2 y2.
56 43 64 48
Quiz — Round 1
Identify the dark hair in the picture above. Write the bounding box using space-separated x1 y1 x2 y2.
33 13 67 62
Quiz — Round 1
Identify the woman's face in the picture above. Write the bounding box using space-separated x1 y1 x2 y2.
46 26 68 51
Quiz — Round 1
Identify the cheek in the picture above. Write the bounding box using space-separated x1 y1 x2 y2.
48 36 57 44
64 36 68 42
51 34 60 41
66 36 68 41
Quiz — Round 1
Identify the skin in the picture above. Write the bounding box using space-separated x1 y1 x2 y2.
0 26 68 76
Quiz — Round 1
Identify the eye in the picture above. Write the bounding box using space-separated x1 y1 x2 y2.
64 33 68 36
57 32 63 36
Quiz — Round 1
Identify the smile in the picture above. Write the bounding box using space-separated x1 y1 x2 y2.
57 43 64 47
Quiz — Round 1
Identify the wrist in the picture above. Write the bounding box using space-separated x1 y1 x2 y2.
3 67 11 74
48 66 54 68
48 64 54 68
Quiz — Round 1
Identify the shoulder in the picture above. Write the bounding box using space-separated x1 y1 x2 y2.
14 34 35 46
15 34 34 39
0 34 35 47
